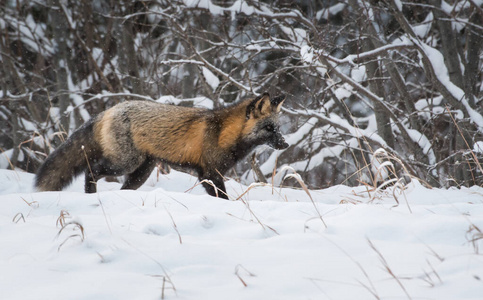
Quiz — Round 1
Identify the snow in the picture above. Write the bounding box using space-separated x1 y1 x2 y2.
202 67 220 91
316 3 346 20
405 127 437 165
281 25 306 44
351 65 366 82
393 0 403 11
474 141 483 154
183 0 257 16
337 38 414 65
418 42 483 131
0 149 15 169
1 169 482 299
67 73 90 124
291 138 358 172
3 13 52 55
412 12 433 38
440 0 454 14
147 3 165 24
300 45 314 63
334 84 352 99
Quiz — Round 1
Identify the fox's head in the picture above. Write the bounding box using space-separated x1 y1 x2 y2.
244 93 289 150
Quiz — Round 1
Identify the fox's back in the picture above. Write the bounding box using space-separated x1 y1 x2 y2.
95 100 209 167
106 100 205 122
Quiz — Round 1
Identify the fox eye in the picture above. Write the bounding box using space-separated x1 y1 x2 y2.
264 124 275 132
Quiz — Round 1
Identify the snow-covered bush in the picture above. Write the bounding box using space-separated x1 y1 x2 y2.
1 0 482 188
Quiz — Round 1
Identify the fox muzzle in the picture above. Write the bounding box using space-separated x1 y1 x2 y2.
270 133 289 150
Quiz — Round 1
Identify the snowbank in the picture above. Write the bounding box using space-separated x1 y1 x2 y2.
0 169 482 299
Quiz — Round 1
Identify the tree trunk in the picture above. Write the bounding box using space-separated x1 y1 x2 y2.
430 0 464 89
49 0 71 133
122 19 144 95
348 0 395 149
463 9 482 107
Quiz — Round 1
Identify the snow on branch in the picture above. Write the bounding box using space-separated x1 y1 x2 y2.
157 59 205 66
282 108 388 150
321 40 415 66
417 42 483 131
387 0 483 131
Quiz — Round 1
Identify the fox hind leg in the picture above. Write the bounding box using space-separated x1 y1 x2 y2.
121 156 157 190
85 171 97 193
85 158 124 193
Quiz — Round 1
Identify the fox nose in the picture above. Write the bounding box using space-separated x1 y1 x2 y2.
274 138 289 150
279 141 289 149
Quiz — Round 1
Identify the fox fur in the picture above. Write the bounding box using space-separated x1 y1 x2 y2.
35 93 288 199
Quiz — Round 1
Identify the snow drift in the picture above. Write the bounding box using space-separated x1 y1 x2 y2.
0 169 482 299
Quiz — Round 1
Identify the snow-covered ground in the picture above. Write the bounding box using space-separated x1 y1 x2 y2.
1 168 482 299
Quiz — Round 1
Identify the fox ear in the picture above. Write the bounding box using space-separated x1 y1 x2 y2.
246 93 271 119
257 93 272 115
271 94 286 113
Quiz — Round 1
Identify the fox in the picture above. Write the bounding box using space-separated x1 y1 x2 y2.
35 93 288 199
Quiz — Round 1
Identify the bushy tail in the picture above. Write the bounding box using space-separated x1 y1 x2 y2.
35 118 101 191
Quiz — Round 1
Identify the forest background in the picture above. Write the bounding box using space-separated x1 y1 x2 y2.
1 0 482 190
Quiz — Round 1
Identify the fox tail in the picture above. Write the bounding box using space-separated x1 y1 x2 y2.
35 119 101 191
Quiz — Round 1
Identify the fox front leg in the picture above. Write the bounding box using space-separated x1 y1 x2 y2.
199 170 228 199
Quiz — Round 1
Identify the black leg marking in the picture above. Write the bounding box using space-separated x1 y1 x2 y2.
84 158 123 193
85 171 97 193
199 171 228 199
121 157 156 190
